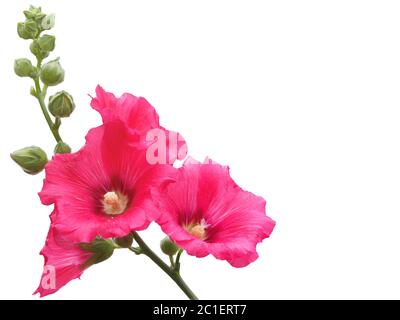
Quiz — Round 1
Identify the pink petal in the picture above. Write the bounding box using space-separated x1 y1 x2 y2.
34 224 91 297
90 85 188 163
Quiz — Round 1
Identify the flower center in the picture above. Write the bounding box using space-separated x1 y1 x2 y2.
185 219 208 240
102 191 128 215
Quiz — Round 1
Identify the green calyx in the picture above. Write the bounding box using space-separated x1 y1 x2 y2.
10 146 48 175
23 6 46 22
30 40 48 60
54 141 71 154
40 58 65 86
37 35 56 52
114 233 134 248
79 237 116 269
48 91 75 118
30 35 55 60
160 237 180 256
17 20 39 40
41 14 55 30
14 58 37 78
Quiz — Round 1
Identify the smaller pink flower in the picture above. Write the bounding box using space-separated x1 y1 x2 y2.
90 86 187 164
35 224 93 297
153 158 276 267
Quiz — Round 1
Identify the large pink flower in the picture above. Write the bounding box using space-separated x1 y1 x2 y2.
40 120 176 243
90 86 187 164
153 158 275 267
34 224 93 297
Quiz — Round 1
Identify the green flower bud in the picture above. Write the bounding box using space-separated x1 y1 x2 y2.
17 20 39 39
25 19 39 36
48 91 75 117
30 40 49 60
41 14 55 30
24 6 45 22
34 13 46 23
79 237 115 269
14 58 34 77
10 146 48 175
27 6 42 16
114 234 134 248
17 22 31 39
160 237 180 256
40 58 64 86
23 11 34 20
37 35 55 52
29 5 41 13
54 141 71 154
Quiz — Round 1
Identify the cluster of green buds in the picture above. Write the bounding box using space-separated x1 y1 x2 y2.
11 6 75 175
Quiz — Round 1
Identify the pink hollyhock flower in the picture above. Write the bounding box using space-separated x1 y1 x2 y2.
34 224 94 297
153 158 275 267
35 221 115 297
40 120 175 243
90 85 187 164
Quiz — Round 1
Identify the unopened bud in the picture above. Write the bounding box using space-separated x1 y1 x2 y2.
41 14 55 30
14 58 35 78
17 20 38 39
79 237 115 269
54 141 71 154
48 91 75 117
160 237 180 256
24 6 45 21
37 35 55 52
17 22 30 39
10 146 48 175
40 58 64 86
30 40 49 60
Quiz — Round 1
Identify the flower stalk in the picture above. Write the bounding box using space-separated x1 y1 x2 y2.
33 65 63 143
130 232 198 300
13 5 73 161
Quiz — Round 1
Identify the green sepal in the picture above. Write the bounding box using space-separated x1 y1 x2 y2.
114 233 134 248
48 91 75 117
10 146 48 175
160 236 180 256
37 35 55 52
54 141 71 154
79 237 115 269
30 40 50 60
40 58 65 86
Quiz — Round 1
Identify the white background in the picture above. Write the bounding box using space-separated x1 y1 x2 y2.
0 0 400 300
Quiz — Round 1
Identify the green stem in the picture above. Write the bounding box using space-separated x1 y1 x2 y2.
175 249 183 273
33 60 63 143
131 232 198 300
169 255 175 269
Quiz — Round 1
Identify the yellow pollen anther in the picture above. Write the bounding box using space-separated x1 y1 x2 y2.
190 225 206 239
103 191 128 216
185 219 208 240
